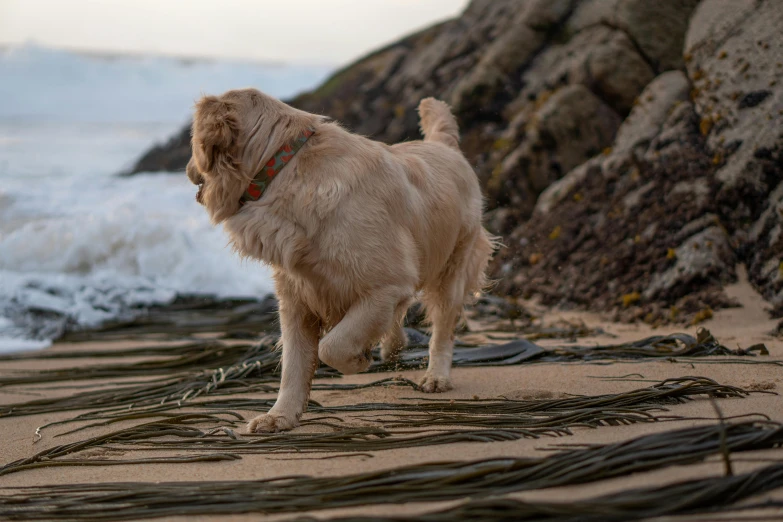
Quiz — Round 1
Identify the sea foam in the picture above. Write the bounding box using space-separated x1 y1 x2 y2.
0 44 331 351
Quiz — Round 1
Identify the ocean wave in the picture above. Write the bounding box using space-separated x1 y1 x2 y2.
0 173 275 350
0 45 327 351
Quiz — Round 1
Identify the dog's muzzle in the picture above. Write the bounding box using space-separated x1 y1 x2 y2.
186 159 206 204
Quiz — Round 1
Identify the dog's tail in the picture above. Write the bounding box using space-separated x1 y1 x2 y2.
417 98 460 150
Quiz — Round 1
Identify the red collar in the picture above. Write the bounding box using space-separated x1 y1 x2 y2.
240 127 315 204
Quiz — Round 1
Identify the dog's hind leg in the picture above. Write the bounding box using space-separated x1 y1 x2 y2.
319 285 413 375
247 291 320 433
420 228 494 392
420 292 461 392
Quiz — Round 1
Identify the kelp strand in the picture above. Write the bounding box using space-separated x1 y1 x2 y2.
0 327 770 421
1 421 782 520
0 378 762 475
0 328 767 391
300 464 783 522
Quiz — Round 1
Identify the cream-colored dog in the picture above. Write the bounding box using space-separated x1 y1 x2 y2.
186 88 494 432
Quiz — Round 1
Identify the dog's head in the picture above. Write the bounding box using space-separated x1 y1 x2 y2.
187 88 303 224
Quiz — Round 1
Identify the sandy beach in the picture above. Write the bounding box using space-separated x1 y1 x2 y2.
2 271 782 521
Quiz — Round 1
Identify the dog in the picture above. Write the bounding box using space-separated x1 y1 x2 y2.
187 88 495 432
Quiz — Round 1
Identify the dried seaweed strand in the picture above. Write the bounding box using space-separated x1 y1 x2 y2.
1 378 761 475
1 422 782 520
304 463 783 522
0 341 261 386
361 408 668 429
320 377 753 414
0 424 573 476
12 376 763 439
0 328 766 392
38 376 755 435
0 414 238 476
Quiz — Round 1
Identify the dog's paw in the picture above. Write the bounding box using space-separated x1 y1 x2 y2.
347 346 374 373
380 329 407 364
380 345 401 364
419 372 452 393
246 413 298 433
320 345 373 375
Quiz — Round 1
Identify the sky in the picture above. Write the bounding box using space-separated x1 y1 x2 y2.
0 0 469 65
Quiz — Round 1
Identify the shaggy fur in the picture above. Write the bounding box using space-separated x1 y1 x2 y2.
187 88 495 432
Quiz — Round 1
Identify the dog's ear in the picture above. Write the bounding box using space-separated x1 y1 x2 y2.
193 95 239 171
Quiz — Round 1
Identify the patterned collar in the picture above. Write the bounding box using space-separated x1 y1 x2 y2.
239 127 315 205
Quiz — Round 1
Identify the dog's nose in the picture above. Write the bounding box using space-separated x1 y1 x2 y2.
186 159 204 186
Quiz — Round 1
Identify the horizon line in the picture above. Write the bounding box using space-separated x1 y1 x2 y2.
0 40 338 68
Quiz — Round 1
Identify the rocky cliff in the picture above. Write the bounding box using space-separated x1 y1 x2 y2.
129 0 783 324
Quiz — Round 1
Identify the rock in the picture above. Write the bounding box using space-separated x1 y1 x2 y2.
642 100 713 171
566 0 701 71
536 71 690 216
685 0 782 190
683 0 757 55
123 126 191 175
535 159 601 216
685 0 783 310
450 0 573 119
608 71 691 165
509 24 655 116
483 207 518 237
491 0 782 322
492 93 738 324
487 85 621 216
644 226 736 299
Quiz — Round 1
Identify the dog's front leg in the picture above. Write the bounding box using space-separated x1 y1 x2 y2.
319 286 413 375
247 298 320 433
